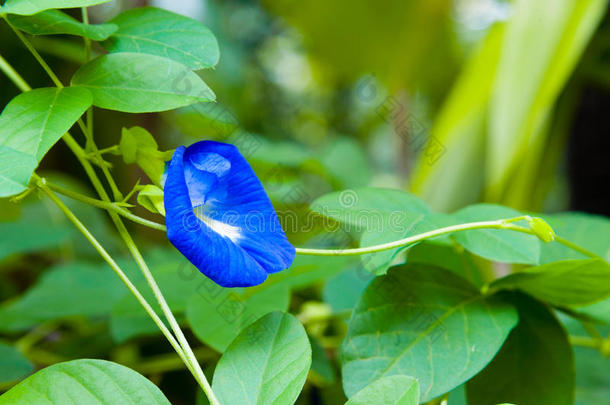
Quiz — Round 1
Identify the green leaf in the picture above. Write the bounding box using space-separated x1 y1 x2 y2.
360 212 458 275
540 212 610 263
0 342 33 384
119 126 171 185
346 375 419 405
0 261 125 332
309 335 336 385
0 359 170 404
490 259 610 307
137 184 165 216
572 298 610 325
71 53 215 113
322 265 374 312
0 0 111 16
0 204 72 263
0 87 92 197
212 312 311 405
487 0 607 197
7 10 117 40
103 7 219 70
466 294 574 405
452 204 540 264
187 282 290 352
341 264 518 402
319 137 372 189
406 242 486 287
311 187 430 229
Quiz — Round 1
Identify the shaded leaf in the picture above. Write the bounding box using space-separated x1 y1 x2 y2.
71 53 215 113
212 312 311 405
0 261 125 332
341 264 518 401
466 294 574 405
0 342 33 384
186 282 290 353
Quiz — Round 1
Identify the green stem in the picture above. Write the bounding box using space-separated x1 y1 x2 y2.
62 134 219 404
569 335 600 349
3 40 218 402
294 220 533 256
42 178 166 231
5 17 63 88
34 177 192 374
0 53 31 91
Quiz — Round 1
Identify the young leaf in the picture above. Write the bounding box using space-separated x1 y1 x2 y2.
490 259 610 307
0 0 111 16
119 126 172 185
71 53 215 113
346 375 419 405
138 185 165 216
212 312 312 405
0 87 92 197
452 203 540 264
7 9 117 40
466 294 574 405
0 342 33 384
103 7 219 70
0 359 170 404
341 264 518 402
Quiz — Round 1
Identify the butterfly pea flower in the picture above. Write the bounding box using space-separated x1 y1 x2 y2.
164 141 295 287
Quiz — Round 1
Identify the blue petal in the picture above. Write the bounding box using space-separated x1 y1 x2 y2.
164 142 295 287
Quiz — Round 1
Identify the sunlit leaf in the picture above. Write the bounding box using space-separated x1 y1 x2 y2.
346 375 419 405
341 264 518 402
0 359 170 404
212 312 311 405
103 7 219 70
0 88 92 197
71 53 215 113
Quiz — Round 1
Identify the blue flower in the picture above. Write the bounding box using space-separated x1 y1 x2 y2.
163 141 295 287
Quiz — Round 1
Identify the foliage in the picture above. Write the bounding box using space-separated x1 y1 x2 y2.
0 1 609 405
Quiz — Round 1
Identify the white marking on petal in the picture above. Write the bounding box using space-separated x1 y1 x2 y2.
194 206 241 242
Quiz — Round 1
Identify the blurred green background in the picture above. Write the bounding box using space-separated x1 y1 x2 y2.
1 0 609 404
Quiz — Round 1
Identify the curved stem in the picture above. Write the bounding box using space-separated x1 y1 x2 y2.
35 178 192 374
42 178 166 231
294 220 533 256
2 38 218 401
0 53 31 91
62 135 219 404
